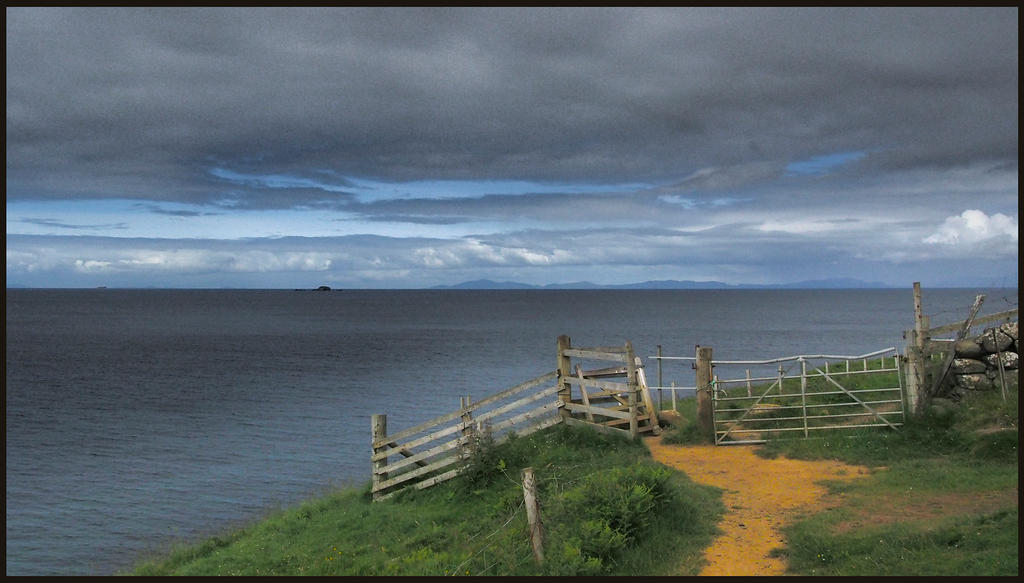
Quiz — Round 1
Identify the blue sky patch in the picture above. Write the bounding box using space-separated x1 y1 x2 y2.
785 151 867 176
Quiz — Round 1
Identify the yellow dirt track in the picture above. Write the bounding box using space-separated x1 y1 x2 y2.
646 435 873 576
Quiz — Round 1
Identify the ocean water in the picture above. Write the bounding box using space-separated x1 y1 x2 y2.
5 287 1016 575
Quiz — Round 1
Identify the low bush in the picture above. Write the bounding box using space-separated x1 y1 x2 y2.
542 463 674 574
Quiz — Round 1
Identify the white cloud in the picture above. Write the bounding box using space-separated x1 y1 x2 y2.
7 248 63 272
27 248 337 276
229 251 334 272
74 259 114 272
923 210 1018 246
412 239 575 269
756 219 841 235
414 247 460 268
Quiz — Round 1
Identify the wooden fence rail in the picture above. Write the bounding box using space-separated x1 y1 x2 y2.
370 336 662 500
371 371 561 500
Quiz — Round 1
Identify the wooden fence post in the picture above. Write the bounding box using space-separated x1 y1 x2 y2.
522 467 544 565
905 329 923 415
625 341 639 439
906 283 931 417
695 345 714 443
556 335 573 419
371 414 387 501
460 395 474 457
921 282 929 350
906 282 927 417
635 355 662 436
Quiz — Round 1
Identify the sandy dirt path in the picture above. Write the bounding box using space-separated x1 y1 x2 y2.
646 435 873 576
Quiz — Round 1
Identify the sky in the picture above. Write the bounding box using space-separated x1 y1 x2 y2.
5 6 1019 289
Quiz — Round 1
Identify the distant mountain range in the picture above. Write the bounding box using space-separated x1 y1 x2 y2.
431 278 894 290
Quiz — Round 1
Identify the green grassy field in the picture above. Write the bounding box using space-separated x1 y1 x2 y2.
128 423 725 576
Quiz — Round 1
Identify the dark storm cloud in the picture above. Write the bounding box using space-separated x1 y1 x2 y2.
5 6 1017 207
207 187 357 211
18 218 129 231
133 204 220 217
350 189 682 225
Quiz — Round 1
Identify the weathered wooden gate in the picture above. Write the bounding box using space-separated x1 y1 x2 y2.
710 347 905 445
556 335 661 439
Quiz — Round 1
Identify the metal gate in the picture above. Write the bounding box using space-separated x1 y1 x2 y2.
710 347 905 445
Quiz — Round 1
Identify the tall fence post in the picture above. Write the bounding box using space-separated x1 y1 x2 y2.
913 281 925 345
460 395 474 458
556 335 573 420
371 414 388 501
695 345 714 443
522 467 544 565
625 341 640 438
905 328 923 415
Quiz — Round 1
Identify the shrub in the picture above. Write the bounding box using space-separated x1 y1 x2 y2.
543 462 676 574
454 423 502 492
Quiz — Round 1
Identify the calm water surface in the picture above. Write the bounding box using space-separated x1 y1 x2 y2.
5 288 1015 575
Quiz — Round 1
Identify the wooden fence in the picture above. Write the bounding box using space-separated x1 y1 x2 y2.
370 335 660 501
372 284 1008 497
904 282 1018 414
556 335 661 440
371 371 562 501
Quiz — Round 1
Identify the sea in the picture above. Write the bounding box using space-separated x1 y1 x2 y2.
5 287 1017 575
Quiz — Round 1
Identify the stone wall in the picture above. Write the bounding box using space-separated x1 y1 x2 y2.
939 320 1018 400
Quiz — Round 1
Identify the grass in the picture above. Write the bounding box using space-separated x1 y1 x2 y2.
657 359 1018 576
128 423 725 576
781 507 1018 576
761 387 1018 576
659 392 706 444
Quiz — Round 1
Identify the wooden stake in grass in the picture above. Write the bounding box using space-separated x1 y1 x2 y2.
371 414 387 501
522 467 544 565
